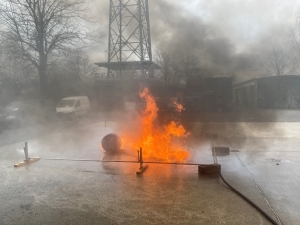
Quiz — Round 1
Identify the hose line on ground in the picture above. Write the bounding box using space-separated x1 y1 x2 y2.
218 169 280 225
210 134 281 225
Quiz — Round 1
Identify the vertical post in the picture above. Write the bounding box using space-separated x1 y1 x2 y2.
119 0 122 63
108 1 112 63
136 147 148 175
108 0 113 79
24 142 29 161
145 0 152 62
139 147 143 169
119 0 123 79
138 0 144 61
254 80 258 108
148 68 154 79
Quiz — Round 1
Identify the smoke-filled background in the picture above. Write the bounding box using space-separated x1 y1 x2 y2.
1 0 300 105
90 0 300 83
0 0 298 147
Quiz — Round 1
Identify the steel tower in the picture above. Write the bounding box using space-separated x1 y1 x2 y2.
96 0 160 79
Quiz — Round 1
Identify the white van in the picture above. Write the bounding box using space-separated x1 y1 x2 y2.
56 96 90 119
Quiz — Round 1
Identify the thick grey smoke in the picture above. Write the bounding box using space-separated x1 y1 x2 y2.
150 1 300 83
91 0 300 83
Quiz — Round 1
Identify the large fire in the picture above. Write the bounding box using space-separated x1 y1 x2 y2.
121 88 190 162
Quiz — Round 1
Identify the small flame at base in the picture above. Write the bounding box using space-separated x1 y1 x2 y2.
171 98 184 113
121 88 190 162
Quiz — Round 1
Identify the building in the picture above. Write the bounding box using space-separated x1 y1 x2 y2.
233 75 300 109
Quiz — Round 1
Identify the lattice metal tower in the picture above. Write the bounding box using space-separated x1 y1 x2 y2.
96 0 159 79
109 0 152 63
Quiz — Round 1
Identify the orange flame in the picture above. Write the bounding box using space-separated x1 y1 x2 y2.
171 98 184 113
121 88 190 162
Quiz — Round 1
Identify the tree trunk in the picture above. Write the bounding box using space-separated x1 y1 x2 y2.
38 55 47 94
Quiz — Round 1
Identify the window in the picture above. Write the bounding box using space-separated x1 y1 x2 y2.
57 100 75 107
75 101 81 108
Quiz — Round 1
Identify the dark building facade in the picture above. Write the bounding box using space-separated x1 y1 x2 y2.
187 77 232 98
233 75 300 109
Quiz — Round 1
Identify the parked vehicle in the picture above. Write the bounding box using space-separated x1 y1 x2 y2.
56 96 90 119
0 102 35 130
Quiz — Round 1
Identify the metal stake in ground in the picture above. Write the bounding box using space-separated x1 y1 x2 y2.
14 142 40 168
136 147 149 175
24 142 29 161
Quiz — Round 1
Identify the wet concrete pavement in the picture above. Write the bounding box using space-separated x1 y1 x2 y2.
1 121 300 224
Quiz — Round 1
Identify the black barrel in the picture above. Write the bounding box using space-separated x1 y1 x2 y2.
101 133 122 154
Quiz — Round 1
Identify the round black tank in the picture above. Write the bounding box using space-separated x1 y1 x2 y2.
101 133 122 154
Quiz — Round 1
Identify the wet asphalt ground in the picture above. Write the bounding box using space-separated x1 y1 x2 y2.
1 109 300 224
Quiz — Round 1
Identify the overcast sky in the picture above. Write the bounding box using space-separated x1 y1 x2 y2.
180 0 300 50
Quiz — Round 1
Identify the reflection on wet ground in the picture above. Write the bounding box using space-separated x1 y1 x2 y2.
1 122 300 224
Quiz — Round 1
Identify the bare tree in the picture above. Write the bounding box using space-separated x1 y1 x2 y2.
0 0 90 93
155 49 175 84
181 53 200 78
0 38 36 86
56 50 98 81
263 46 298 76
155 48 200 85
